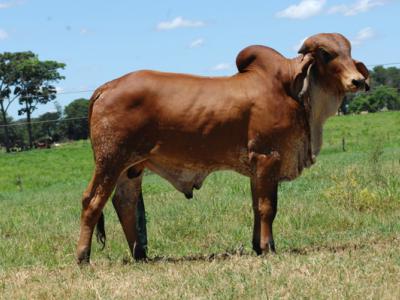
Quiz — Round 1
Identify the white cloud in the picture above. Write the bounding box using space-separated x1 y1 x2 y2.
211 63 232 71
189 38 204 48
329 0 386 16
0 28 8 40
79 28 94 36
80 28 89 35
157 16 205 31
0 1 13 9
55 87 65 93
276 0 326 19
351 27 376 46
293 37 308 52
0 0 23 9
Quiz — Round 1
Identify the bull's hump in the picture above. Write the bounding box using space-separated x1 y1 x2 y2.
236 45 286 73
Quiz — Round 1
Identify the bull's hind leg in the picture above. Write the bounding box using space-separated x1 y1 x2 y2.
77 164 123 264
112 165 148 260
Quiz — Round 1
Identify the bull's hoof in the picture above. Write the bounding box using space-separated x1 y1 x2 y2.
253 242 262 255
134 246 147 261
76 248 91 265
268 240 276 253
184 191 193 199
253 240 276 255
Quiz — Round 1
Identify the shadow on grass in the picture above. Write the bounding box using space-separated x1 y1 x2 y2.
123 236 398 264
287 236 398 255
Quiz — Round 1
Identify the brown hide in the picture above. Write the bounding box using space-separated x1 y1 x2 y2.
76 33 370 263
90 46 313 191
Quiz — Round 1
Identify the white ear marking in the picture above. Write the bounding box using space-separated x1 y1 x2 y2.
299 63 313 100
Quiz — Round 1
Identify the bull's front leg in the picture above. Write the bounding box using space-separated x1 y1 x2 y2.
249 151 280 255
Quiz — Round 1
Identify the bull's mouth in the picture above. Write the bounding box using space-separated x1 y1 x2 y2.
343 78 368 93
346 85 359 93
344 82 366 93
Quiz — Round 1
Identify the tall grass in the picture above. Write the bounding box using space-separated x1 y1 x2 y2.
0 112 399 299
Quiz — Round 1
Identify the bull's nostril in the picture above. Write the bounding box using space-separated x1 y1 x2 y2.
352 78 365 88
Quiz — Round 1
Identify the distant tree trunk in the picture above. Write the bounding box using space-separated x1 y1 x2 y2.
25 101 33 149
0 101 11 153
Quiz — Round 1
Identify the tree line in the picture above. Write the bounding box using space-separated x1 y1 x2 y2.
0 51 65 152
342 65 400 113
1 50 400 153
0 98 89 151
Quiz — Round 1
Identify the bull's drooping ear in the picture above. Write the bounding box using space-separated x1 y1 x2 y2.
353 60 371 91
292 53 314 101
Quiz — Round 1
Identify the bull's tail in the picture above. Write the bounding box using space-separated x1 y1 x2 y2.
96 212 106 250
87 85 106 138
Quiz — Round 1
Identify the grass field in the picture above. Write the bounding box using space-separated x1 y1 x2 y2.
0 112 399 299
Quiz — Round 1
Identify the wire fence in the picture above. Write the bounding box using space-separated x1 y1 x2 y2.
0 116 87 128
1 61 400 149
366 62 400 67
0 115 90 150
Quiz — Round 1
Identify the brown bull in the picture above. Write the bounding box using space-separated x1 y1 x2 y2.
77 33 370 264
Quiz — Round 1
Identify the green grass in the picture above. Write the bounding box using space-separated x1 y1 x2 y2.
0 112 399 299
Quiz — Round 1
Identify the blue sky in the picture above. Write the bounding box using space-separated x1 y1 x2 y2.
1 0 399 118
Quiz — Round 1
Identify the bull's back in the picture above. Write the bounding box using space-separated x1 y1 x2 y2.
143 71 253 164
89 70 253 168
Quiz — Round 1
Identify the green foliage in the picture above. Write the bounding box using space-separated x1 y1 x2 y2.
348 85 400 113
348 94 370 113
0 52 38 151
0 51 65 150
14 56 65 147
344 65 400 115
371 65 400 89
0 112 13 147
1 98 89 149
15 58 65 116
35 111 62 141
62 98 89 140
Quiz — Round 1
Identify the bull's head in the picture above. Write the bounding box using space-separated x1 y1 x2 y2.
297 33 370 94
293 33 370 156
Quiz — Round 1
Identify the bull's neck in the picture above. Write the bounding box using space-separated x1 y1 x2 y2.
308 76 344 156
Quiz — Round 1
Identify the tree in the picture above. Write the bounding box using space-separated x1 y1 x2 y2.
63 98 90 140
0 52 36 152
36 111 62 141
348 85 400 113
371 66 387 87
0 112 13 150
371 86 400 111
371 65 400 90
346 66 400 114
340 93 357 114
348 94 372 113
384 67 400 90
14 56 65 148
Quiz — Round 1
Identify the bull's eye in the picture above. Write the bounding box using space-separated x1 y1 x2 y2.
319 48 333 63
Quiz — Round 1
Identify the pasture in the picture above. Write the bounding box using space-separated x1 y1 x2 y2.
0 112 399 299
